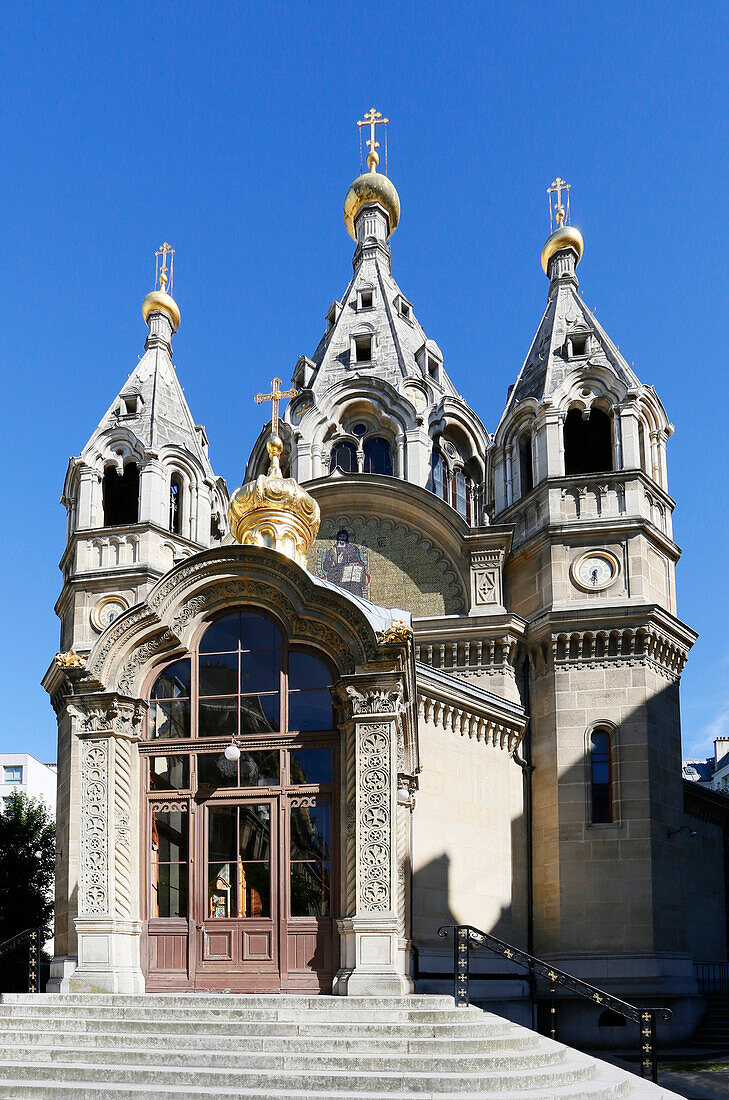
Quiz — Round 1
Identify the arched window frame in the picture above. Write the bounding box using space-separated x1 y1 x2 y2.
362 435 393 476
144 608 337 743
563 404 615 477
586 723 619 826
329 439 358 475
102 459 140 527
169 470 185 536
430 446 449 502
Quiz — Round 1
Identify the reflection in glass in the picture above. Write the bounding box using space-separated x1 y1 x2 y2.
198 752 238 789
150 755 189 791
151 660 191 699
239 751 279 787
207 805 271 919
151 808 188 917
290 803 330 917
150 699 190 740
199 697 237 738
199 652 238 696
239 693 279 733
290 748 333 785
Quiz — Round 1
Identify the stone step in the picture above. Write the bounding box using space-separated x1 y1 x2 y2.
0 1003 483 1023
0 1083 634 1100
0 994 459 1007
0 1043 570 1074
0 1029 542 1054
0 1013 512 1038
0 1057 600 1093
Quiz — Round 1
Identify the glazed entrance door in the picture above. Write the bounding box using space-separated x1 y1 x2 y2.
194 786 334 992
196 799 279 990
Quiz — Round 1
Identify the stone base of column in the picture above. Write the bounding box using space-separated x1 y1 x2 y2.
333 916 413 996
47 955 78 993
69 919 145 993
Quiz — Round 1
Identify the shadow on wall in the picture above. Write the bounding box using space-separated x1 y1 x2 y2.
410 680 727 1047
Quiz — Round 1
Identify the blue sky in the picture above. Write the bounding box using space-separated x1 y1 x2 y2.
1 0 727 762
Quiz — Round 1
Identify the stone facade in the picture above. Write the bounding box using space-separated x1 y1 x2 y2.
43 159 714 1044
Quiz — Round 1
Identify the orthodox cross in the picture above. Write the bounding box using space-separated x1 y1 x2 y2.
155 242 175 294
547 177 571 230
358 107 388 170
255 377 298 436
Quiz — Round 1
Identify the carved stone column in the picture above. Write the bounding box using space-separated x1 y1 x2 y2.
68 694 146 993
333 676 413 996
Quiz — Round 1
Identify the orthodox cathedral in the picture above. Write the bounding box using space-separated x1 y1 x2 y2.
43 111 716 1045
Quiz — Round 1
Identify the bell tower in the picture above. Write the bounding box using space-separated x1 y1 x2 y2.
56 245 229 659
491 183 698 1034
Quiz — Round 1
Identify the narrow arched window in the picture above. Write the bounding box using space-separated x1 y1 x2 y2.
430 448 448 501
169 472 183 535
103 462 140 527
363 436 393 476
564 408 613 476
590 728 613 823
329 441 357 474
638 420 648 474
452 470 472 523
519 433 534 495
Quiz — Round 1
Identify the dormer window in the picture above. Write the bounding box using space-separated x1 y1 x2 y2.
427 356 439 379
395 295 412 322
120 394 141 418
325 301 341 333
354 336 373 364
416 340 443 385
357 288 374 311
566 331 591 358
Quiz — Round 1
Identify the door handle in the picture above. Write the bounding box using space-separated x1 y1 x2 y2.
196 923 206 932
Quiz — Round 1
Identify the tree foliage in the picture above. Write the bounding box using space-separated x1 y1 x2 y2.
0 790 55 944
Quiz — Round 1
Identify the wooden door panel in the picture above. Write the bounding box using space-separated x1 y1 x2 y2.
203 927 234 960
244 929 273 960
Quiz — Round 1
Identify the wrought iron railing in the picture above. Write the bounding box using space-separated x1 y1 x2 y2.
438 924 672 1084
0 928 41 993
695 961 729 993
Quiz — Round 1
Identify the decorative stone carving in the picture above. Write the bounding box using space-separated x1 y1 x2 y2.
54 648 86 669
357 721 392 913
345 684 403 715
469 548 504 611
79 740 109 916
376 620 412 645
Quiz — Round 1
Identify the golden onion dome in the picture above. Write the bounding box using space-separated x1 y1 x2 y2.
142 288 181 332
343 163 401 241
228 434 320 568
541 224 584 275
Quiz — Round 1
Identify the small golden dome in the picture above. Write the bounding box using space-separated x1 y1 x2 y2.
228 434 320 567
343 167 401 241
142 288 181 332
541 224 584 275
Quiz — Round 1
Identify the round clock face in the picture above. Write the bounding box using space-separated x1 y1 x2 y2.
91 596 128 632
572 550 620 592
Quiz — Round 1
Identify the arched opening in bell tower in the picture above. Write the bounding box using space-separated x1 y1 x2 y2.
102 462 140 527
564 407 613 476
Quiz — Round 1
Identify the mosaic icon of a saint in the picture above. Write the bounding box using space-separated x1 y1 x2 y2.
319 528 370 599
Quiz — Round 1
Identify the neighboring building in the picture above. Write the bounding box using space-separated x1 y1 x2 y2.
42 116 714 1045
0 754 57 816
683 737 729 795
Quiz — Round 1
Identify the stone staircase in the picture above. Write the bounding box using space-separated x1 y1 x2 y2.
692 992 729 1048
0 994 682 1098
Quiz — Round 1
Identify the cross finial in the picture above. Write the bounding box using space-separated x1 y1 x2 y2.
548 177 571 231
358 107 388 172
255 377 298 437
155 242 175 294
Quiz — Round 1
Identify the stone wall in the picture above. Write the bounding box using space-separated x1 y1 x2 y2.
412 717 526 966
